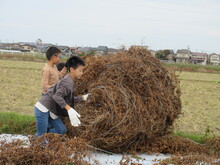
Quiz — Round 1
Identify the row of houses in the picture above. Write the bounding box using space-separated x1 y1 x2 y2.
0 42 74 55
132 47 220 66
0 42 120 57
0 43 37 52
0 42 220 65
175 49 220 65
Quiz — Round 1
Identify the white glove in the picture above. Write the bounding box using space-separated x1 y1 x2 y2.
82 93 91 101
67 108 81 127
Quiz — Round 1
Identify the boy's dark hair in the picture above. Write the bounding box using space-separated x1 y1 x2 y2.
65 56 85 71
57 62 66 71
46 46 61 60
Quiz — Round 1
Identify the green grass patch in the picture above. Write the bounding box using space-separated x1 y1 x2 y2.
165 63 220 72
174 130 216 144
0 112 36 135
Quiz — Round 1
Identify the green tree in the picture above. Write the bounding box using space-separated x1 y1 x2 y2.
155 49 171 60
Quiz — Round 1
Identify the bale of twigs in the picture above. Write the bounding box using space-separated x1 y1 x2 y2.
66 47 181 153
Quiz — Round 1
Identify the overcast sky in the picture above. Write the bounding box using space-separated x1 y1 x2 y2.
0 0 220 53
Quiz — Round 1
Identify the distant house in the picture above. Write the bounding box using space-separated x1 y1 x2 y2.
0 43 36 52
0 43 17 50
150 50 156 57
36 44 53 53
78 47 97 54
11 43 20 50
176 49 191 63
95 51 104 56
165 49 175 61
69 47 85 56
96 46 108 55
97 46 108 51
56 46 72 56
209 53 220 65
190 52 208 65
167 54 176 61
74 51 83 56
0 46 8 50
20 44 37 52
77 46 109 56
0 46 6 50
69 47 78 53
35 44 71 56
169 50 174 54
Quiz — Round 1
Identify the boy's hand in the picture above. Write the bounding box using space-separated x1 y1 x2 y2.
67 108 81 127
60 67 67 75
82 93 91 101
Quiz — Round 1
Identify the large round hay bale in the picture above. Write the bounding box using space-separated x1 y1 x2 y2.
66 47 181 152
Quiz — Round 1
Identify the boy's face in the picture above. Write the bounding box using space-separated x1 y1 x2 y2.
51 53 62 65
70 65 85 79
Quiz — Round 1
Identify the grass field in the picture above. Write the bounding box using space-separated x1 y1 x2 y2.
0 60 44 116
174 71 220 136
0 59 220 136
165 63 220 72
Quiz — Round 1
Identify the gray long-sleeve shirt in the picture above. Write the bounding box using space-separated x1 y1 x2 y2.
39 74 82 116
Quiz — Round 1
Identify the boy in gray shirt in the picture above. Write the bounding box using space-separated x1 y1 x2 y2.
34 56 89 137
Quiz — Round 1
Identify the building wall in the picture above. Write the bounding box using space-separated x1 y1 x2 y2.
176 53 190 63
210 54 220 65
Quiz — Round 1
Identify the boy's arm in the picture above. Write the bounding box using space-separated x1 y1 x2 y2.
64 105 71 110
52 78 71 109
53 80 81 127
59 67 67 78
74 94 91 102
74 96 83 102
52 85 69 109
42 70 51 93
